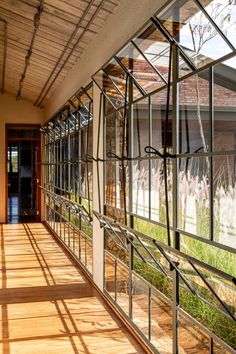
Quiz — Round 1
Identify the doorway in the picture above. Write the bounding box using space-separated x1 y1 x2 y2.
6 125 41 223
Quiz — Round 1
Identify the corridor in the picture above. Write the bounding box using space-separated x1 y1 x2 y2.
0 223 145 354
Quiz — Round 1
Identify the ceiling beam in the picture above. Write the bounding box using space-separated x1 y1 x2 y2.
0 18 7 94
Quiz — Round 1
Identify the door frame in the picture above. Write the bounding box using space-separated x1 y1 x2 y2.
5 124 41 224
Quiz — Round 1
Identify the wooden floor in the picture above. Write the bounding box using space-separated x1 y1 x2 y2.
0 223 146 354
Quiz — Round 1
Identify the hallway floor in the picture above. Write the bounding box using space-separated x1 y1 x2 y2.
8 196 38 224
0 223 146 354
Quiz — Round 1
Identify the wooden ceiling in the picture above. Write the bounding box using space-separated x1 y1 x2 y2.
0 0 119 107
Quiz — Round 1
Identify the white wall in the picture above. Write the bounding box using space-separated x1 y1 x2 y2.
44 0 167 119
92 83 104 290
0 93 44 223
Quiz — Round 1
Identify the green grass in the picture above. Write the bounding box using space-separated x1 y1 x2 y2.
134 260 172 300
180 290 236 349
134 217 170 245
133 217 235 277
196 206 210 239
133 259 236 349
105 223 236 350
180 235 236 277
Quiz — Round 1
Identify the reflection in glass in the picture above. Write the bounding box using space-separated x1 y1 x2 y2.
178 315 210 353
213 341 232 354
116 261 129 314
180 234 236 277
213 59 236 152
134 217 171 245
151 292 173 353
106 161 116 207
151 88 173 155
103 58 129 98
117 41 166 95
179 71 209 154
93 70 125 112
178 157 210 238
151 159 172 226
132 160 149 218
177 253 236 318
199 0 236 48
106 113 116 156
158 0 232 68
214 156 236 248
133 23 170 81
105 108 129 218
105 253 116 298
179 53 193 78
133 98 150 157
132 273 149 338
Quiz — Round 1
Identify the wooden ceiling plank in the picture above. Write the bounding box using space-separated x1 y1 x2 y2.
0 8 84 46
0 0 36 22
0 0 119 103
0 20 82 56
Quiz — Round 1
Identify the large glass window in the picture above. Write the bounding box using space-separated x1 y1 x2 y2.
42 85 93 275
42 1 236 352
93 1 236 352
158 0 233 68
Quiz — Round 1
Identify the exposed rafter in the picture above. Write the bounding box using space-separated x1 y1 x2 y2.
16 0 44 101
0 0 119 104
0 18 7 94
34 0 108 108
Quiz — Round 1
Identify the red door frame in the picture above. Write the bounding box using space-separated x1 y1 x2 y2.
5 124 41 223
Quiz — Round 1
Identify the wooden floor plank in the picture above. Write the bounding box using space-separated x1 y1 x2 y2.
0 223 146 354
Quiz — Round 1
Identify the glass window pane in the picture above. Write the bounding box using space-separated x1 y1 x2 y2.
77 87 93 111
158 0 232 68
132 160 149 218
179 53 193 78
151 88 173 155
214 155 236 248
116 261 129 314
80 232 86 265
151 292 173 353
178 315 210 353
213 341 232 354
117 42 166 95
133 259 172 300
179 71 210 154
103 59 129 98
105 161 117 207
180 234 236 277
134 217 172 245
176 252 236 319
199 0 236 48
132 273 149 338
133 97 150 158
178 157 210 238
106 113 116 156
133 23 170 81
179 290 235 348
214 58 236 152
105 253 116 298
93 70 125 110
151 159 173 226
